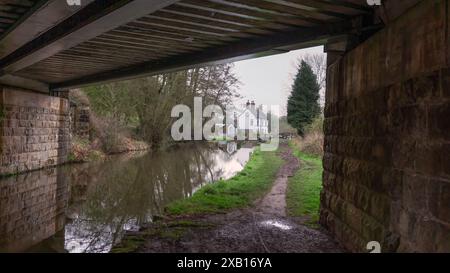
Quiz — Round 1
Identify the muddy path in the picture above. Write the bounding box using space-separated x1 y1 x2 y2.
124 144 344 253
258 147 299 217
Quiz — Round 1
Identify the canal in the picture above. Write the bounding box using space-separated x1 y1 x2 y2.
0 142 254 253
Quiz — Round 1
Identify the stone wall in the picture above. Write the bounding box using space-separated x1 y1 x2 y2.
320 0 450 252
69 103 90 139
0 87 70 176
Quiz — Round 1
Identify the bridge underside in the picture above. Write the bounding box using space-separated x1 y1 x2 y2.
0 0 380 92
0 0 449 253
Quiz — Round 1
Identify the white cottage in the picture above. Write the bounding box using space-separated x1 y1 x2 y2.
227 101 269 140
213 101 269 140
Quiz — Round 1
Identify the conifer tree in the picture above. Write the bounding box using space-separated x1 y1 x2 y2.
287 60 321 136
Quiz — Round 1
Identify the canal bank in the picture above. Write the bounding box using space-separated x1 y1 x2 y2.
112 143 343 253
0 142 255 253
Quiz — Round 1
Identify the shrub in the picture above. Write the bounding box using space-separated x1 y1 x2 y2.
294 116 324 157
70 89 91 106
69 136 105 162
90 115 125 154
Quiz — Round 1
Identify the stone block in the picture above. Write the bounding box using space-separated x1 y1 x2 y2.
361 214 384 242
401 174 429 215
435 223 450 252
344 204 363 235
412 143 442 176
397 209 416 239
428 102 450 141
428 179 450 223
413 218 438 252
368 193 389 225
0 88 69 176
441 68 450 98
382 168 403 200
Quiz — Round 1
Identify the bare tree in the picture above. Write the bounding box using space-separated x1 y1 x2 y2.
303 53 327 89
84 64 240 148
301 53 327 107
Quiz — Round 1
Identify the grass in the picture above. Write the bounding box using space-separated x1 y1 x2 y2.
165 148 283 215
111 220 217 253
111 148 283 253
110 234 146 253
210 136 234 141
287 141 323 228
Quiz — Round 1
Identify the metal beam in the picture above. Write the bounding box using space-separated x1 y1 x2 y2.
0 0 180 74
0 74 49 93
51 20 382 90
0 0 50 46
0 0 97 59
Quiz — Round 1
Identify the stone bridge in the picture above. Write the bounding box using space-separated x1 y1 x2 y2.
0 0 448 252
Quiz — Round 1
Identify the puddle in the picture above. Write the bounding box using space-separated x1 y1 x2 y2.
259 220 293 231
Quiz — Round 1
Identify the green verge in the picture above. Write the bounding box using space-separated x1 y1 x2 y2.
111 220 216 253
111 148 282 253
165 149 283 215
287 142 323 227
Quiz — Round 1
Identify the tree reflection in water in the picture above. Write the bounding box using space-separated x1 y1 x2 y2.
31 143 253 253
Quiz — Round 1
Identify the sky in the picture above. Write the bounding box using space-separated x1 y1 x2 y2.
232 46 325 116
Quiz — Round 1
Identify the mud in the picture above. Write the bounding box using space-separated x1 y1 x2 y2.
258 148 299 217
123 144 344 253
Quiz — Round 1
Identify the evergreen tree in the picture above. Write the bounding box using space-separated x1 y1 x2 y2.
287 60 321 136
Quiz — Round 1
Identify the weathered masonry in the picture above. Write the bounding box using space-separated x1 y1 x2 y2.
0 88 70 175
0 0 448 252
321 0 450 252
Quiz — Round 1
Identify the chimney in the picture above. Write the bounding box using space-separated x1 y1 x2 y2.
257 106 260 126
246 100 250 108
250 101 256 111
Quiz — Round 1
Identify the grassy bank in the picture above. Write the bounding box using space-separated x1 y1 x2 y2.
112 148 283 253
165 149 283 215
287 141 323 227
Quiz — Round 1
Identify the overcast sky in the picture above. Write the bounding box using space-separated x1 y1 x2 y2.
232 46 325 116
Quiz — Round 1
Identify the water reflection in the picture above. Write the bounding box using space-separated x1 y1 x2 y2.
260 220 293 231
0 143 253 253
0 168 69 252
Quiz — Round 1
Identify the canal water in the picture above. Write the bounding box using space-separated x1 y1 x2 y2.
0 142 254 253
